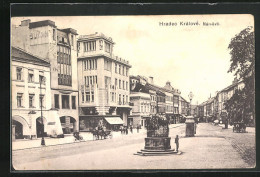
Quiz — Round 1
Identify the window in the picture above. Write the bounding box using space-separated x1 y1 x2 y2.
71 35 74 48
82 92 84 102
123 81 125 90
57 45 72 86
105 42 111 53
115 63 117 73
39 75 45 85
126 68 128 76
39 94 45 108
84 61 86 70
28 70 34 83
126 81 128 91
86 92 90 102
16 67 22 80
72 96 76 109
115 78 117 88
111 92 114 102
53 29 56 41
62 95 70 109
122 66 125 76
91 91 94 102
123 95 125 104
29 94 34 108
54 94 59 109
119 94 121 104
17 93 23 107
84 41 96 52
119 65 121 74
104 59 112 71
119 80 121 89
126 95 128 103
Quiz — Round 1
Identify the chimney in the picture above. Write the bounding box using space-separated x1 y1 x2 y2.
166 81 171 86
21 19 31 26
148 76 154 84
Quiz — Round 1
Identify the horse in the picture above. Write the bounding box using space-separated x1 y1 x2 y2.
91 129 105 140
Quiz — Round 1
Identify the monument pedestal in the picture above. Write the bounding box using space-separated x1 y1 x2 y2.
135 118 177 156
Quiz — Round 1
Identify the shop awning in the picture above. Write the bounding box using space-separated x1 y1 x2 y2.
105 117 124 125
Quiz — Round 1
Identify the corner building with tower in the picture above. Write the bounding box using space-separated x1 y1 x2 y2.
77 33 132 131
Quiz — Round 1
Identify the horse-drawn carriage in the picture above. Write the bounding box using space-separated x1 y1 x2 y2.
233 122 247 133
91 129 113 140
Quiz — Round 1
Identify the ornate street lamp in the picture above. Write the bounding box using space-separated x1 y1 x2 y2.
40 76 46 146
188 92 194 116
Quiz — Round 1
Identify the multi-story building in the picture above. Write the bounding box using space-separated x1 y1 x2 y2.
12 19 79 134
77 33 131 131
162 82 174 123
11 46 63 140
129 76 151 128
216 78 245 122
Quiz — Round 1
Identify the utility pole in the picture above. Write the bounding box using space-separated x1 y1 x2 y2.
40 76 46 146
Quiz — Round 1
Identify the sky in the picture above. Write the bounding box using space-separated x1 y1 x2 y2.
11 15 254 104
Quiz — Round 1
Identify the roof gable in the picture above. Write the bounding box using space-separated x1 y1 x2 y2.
11 46 50 66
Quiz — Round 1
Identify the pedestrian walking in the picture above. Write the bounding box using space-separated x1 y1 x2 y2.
130 125 133 133
120 126 123 134
137 124 139 133
175 135 179 152
126 126 128 135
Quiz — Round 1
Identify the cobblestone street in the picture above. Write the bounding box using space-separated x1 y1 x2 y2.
12 123 255 170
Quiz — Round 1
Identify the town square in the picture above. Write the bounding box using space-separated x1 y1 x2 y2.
11 14 255 170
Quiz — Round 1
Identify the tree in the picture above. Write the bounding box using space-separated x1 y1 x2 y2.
225 26 255 126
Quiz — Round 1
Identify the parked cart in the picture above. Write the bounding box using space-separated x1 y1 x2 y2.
233 122 247 133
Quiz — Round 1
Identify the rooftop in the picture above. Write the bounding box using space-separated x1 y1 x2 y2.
29 20 56 29
11 46 50 66
78 32 115 44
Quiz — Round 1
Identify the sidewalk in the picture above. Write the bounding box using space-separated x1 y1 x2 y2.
217 123 255 133
12 127 146 151
12 123 184 151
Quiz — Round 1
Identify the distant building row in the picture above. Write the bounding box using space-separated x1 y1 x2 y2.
195 78 254 126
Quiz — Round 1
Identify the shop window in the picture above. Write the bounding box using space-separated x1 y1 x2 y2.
54 94 59 109
62 95 70 109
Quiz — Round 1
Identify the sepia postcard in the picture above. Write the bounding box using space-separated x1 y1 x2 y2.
11 14 255 170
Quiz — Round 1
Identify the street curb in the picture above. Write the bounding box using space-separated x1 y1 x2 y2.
13 124 185 151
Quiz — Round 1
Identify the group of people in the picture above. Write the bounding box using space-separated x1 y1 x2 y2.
119 124 141 134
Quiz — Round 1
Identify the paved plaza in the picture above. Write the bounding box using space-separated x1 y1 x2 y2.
12 123 255 170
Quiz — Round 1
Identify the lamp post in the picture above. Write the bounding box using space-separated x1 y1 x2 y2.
40 76 46 146
188 92 194 116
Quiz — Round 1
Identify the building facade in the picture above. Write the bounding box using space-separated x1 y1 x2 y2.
11 47 63 140
77 33 131 131
12 19 79 134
